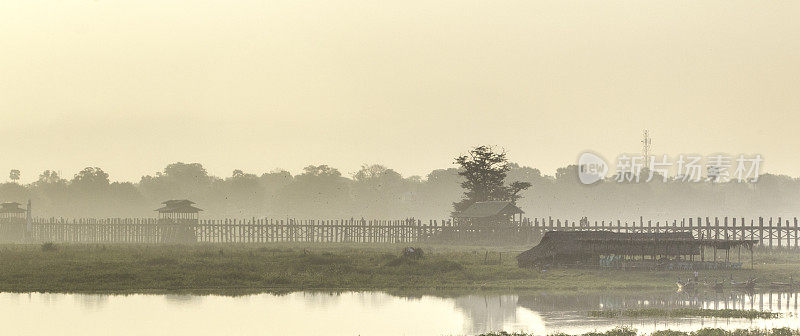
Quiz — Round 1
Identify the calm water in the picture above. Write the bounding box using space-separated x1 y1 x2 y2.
2 290 799 335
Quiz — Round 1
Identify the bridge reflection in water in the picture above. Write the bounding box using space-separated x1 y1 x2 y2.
510 290 800 334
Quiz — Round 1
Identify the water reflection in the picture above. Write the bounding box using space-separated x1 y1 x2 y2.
517 290 800 313
74 293 110 311
0 290 798 335
163 294 203 305
517 290 800 334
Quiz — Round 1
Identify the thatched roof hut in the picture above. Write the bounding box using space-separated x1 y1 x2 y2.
516 230 756 267
454 201 523 218
454 201 524 226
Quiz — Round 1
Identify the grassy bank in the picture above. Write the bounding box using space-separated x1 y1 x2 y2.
479 327 800 336
0 243 798 293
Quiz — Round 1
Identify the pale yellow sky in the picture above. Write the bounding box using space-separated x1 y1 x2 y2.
1 1 798 182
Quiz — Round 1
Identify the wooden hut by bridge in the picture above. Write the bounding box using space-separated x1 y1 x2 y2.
453 201 524 227
516 230 757 270
0 202 28 242
155 200 201 243
155 200 202 221
0 202 26 219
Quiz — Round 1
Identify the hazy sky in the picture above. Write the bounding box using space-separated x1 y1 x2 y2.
1 1 798 183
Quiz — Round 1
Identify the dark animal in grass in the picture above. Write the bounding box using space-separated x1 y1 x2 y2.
384 247 426 267
402 247 424 259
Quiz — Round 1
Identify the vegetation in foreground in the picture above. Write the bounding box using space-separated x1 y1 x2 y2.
0 243 798 293
479 327 800 336
588 309 780 319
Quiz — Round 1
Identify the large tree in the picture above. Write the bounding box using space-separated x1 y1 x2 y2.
211 169 264 216
9 169 20 183
453 146 532 213
275 165 351 217
351 164 406 217
139 162 215 202
71 167 110 191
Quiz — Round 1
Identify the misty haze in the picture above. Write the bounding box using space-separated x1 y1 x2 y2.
1 159 798 220
1 1 800 336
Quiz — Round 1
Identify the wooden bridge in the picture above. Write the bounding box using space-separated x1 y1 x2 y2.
536 216 800 249
0 216 798 248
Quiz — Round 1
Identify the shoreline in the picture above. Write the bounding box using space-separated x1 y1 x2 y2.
0 243 796 295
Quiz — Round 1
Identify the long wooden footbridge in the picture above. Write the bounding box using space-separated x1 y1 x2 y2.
0 216 798 248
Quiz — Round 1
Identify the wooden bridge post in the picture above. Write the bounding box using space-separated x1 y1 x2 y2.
698 217 703 238
708 217 714 241
769 217 774 249
741 217 746 240
724 217 729 240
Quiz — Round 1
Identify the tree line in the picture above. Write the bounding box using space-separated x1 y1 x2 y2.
1 154 798 220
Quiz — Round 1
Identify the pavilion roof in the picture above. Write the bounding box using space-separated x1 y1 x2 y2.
0 202 25 213
454 201 524 218
155 200 202 213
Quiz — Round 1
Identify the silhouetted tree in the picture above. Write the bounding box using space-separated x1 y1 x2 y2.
0 182 27 204
211 169 264 216
0 158 797 220
139 162 215 203
72 167 110 190
30 170 69 216
415 168 463 218
107 182 147 217
258 170 293 216
260 170 293 195
351 164 407 217
452 146 531 214
276 165 350 217
9 169 20 183
37 170 63 184
67 167 111 215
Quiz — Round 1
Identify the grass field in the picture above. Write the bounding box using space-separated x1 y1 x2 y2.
0 243 798 293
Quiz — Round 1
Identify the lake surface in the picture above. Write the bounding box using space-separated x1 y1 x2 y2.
2 290 799 335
